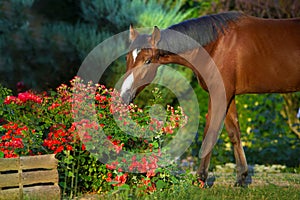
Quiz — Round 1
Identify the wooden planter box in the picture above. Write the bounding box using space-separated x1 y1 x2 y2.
0 154 60 200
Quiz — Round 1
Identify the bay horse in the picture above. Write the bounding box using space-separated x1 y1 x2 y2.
120 11 300 186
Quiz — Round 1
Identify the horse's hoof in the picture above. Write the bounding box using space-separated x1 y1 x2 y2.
234 181 248 188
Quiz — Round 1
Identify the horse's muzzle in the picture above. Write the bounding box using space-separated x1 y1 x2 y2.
121 90 134 105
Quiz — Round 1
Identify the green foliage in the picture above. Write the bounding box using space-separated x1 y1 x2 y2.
0 85 12 120
0 0 112 90
235 94 300 166
200 93 299 168
81 0 193 30
43 23 110 60
181 0 221 17
0 0 193 91
136 0 193 28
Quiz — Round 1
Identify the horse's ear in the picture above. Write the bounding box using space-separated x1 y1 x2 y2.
151 26 161 47
129 24 138 42
151 26 160 47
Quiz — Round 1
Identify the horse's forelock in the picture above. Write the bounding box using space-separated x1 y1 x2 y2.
129 34 151 51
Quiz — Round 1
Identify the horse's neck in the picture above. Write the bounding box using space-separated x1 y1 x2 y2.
158 47 216 91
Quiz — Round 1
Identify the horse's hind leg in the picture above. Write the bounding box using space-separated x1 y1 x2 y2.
225 98 248 186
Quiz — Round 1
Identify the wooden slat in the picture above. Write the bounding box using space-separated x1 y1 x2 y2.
0 188 20 200
20 154 58 170
0 158 19 171
0 173 19 188
0 185 61 200
22 169 59 185
0 154 60 200
18 167 23 200
23 185 60 200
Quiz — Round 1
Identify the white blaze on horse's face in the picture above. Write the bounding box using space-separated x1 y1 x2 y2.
132 48 141 63
120 72 134 98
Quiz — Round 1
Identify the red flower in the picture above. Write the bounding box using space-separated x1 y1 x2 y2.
107 135 112 140
16 81 25 92
112 173 128 187
4 96 17 104
105 172 128 187
48 102 61 110
106 176 112 182
66 145 73 151
17 91 42 104
106 164 116 170
113 142 124 154
0 122 31 157
95 94 107 102
106 161 119 170
54 145 64 154
141 178 156 192
1 134 10 140
146 170 156 178
42 125 78 154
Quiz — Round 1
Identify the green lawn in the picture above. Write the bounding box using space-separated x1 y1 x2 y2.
79 172 300 200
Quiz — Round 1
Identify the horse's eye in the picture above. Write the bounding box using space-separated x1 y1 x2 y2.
145 59 151 64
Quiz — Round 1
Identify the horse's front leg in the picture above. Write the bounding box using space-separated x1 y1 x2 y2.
196 99 212 183
196 79 228 185
225 98 248 186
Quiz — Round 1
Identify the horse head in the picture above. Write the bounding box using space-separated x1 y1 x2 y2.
120 25 163 104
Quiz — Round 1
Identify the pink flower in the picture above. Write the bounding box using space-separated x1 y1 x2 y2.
162 126 174 134
112 142 124 154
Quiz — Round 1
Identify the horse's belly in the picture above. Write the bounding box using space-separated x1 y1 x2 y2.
236 59 300 94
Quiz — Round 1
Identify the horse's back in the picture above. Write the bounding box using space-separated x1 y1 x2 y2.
221 16 300 94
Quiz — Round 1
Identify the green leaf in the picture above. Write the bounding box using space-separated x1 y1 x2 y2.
68 171 74 177
152 141 159 148
155 180 166 190
118 183 130 190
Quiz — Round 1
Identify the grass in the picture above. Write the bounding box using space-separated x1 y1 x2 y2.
99 185 299 200
78 172 300 200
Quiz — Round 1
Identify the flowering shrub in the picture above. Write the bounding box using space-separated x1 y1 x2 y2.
0 122 26 158
4 91 43 104
0 77 188 197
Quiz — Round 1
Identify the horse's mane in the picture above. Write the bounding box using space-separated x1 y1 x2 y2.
158 11 244 54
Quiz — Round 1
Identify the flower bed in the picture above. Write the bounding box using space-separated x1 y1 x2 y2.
0 77 189 198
